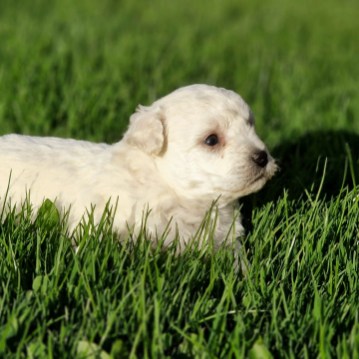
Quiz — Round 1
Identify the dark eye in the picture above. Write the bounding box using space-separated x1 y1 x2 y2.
204 134 219 146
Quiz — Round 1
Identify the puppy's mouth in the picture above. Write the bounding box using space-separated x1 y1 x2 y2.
256 161 278 181
215 159 278 203
249 173 266 185
234 160 278 197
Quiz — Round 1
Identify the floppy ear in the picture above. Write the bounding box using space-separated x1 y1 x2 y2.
123 105 166 155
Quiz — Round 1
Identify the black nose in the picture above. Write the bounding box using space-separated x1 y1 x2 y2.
252 150 268 167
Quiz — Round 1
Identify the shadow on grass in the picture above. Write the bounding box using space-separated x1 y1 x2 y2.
242 130 359 230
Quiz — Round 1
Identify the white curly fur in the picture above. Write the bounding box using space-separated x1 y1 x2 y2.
0 84 277 249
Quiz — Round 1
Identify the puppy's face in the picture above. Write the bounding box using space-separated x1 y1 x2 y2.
125 85 277 205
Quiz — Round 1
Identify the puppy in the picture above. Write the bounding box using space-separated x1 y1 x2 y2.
0 84 277 249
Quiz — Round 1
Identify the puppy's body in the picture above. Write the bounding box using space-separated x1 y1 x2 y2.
0 134 239 245
0 85 277 248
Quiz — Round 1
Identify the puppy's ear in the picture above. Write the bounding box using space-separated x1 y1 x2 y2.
123 105 166 155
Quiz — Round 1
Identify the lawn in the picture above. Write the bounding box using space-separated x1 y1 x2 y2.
0 0 359 357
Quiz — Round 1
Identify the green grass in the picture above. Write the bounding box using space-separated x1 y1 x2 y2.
0 0 359 357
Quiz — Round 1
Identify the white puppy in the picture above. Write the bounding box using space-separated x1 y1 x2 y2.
0 84 276 249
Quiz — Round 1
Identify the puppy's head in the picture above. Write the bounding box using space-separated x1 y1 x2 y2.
124 84 277 205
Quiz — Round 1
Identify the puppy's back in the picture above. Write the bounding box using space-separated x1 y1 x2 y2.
0 134 108 160
0 134 110 212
